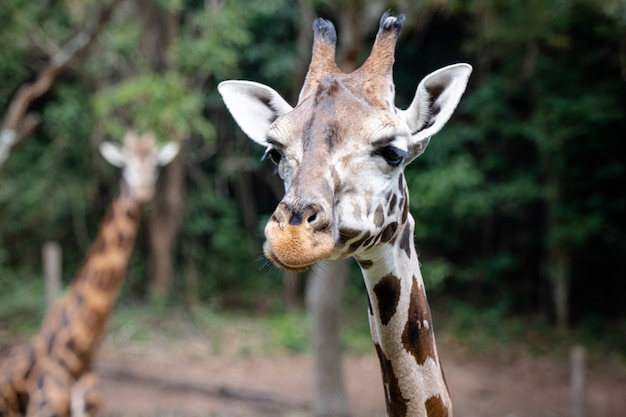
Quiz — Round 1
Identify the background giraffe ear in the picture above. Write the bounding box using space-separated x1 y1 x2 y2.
99 141 125 167
218 80 293 145
156 142 180 166
399 63 472 158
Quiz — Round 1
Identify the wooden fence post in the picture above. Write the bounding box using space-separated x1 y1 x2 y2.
42 241 62 312
570 345 587 417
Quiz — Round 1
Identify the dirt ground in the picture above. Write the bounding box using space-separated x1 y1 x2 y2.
96 332 626 417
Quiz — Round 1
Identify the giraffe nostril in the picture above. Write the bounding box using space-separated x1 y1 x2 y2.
272 203 291 227
277 202 327 228
303 204 325 229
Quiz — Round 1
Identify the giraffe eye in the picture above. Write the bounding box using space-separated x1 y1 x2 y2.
374 146 408 167
262 148 283 165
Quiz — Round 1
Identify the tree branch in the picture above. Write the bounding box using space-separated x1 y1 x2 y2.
0 0 121 166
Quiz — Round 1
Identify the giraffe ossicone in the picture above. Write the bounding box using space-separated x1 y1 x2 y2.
220 12 471 417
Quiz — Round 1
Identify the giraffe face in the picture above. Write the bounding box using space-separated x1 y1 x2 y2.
219 14 472 271
260 75 413 270
99 131 179 203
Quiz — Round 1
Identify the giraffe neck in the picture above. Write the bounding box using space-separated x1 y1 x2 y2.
34 195 141 378
357 215 452 417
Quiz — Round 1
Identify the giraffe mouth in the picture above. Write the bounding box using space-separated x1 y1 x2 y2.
263 222 335 272
133 186 155 202
263 242 315 272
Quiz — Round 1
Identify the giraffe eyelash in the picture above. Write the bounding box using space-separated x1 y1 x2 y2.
374 145 409 167
262 148 283 165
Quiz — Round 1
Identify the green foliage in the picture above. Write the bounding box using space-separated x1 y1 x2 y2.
409 153 488 232
106 304 374 357
435 299 626 362
0 0 76 46
92 72 214 143
106 305 313 356
440 300 519 351
170 4 252 81
0 266 45 342
577 316 626 361
0 0 70 108
341 307 376 354
419 258 454 293
177 165 278 308
238 0 300 91
265 313 310 353
0 80 100 278
403 0 626 322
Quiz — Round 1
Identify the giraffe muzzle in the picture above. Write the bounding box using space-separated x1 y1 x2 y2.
263 202 335 271
133 186 155 203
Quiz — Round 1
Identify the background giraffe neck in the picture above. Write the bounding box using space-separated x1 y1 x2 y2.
358 216 452 417
33 195 141 378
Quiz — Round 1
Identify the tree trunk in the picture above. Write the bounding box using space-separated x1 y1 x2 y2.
148 152 185 303
545 154 571 329
551 242 571 329
306 260 350 417
283 270 303 312
570 345 587 417
42 241 62 312
139 0 185 302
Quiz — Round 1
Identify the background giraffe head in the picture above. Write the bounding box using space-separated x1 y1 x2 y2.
219 13 471 272
99 130 179 203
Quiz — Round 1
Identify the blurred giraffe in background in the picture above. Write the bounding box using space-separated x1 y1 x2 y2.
219 12 471 417
0 131 178 417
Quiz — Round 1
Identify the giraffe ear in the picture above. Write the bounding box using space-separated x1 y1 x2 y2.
218 80 293 145
99 142 125 167
399 63 472 158
157 142 180 166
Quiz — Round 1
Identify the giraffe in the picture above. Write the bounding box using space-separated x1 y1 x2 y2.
218 13 471 417
0 131 179 417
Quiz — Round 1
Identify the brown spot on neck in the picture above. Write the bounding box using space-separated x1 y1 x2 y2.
388 193 398 216
398 225 412 259
374 205 385 227
357 258 374 269
349 231 372 252
401 275 436 365
373 273 401 325
380 221 398 243
374 343 408 417
338 227 361 245
425 395 450 417
400 193 408 224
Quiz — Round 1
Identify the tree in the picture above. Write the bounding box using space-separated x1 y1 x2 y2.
416 0 626 326
91 0 255 302
0 0 120 168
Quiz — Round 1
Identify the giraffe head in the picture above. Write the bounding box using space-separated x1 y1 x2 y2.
219 13 471 271
99 130 179 203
